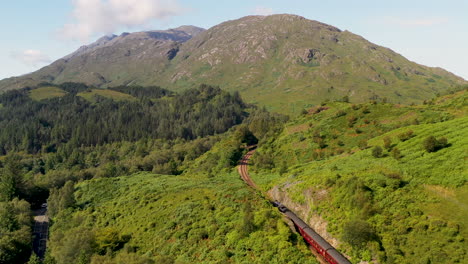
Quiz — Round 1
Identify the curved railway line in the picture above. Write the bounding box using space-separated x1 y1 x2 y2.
237 147 351 264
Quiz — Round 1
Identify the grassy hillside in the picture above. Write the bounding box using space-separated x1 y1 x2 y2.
27 86 138 102
29 86 67 101
249 90 468 263
77 89 137 102
1 79 466 264
40 113 317 264
47 172 317 264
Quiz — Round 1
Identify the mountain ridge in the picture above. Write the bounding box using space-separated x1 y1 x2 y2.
0 14 465 112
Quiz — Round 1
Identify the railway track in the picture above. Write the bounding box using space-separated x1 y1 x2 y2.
237 147 351 264
237 148 257 189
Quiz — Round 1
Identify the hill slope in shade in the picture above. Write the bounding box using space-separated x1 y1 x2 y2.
0 14 466 112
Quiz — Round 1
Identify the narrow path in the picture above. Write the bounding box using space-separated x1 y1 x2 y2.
32 207 49 259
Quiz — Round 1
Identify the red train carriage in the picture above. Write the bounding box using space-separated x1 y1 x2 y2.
276 203 351 264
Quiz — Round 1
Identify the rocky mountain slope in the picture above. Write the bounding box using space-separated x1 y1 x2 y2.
0 26 205 91
1 14 466 112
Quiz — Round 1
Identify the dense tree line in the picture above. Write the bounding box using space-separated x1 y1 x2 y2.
0 156 32 264
0 83 246 154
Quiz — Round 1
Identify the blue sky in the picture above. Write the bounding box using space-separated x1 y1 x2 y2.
1 0 467 80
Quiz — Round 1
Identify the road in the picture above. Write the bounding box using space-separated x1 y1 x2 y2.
32 207 49 259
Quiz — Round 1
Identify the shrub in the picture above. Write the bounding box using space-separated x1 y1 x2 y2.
423 136 449 152
342 220 375 248
372 146 383 158
383 136 392 150
423 136 438 152
278 161 288 175
438 137 448 148
358 140 368 150
347 116 358 127
398 130 414 142
335 110 346 117
391 148 401 160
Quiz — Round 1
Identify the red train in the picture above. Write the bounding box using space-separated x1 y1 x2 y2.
274 202 351 264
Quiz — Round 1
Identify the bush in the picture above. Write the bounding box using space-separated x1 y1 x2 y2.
335 110 347 117
398 130 414 142
438 137 448 148
391 148 401 160
423 136 449 152
383 136 392 150
362 106 370 114
423 136 438 152
372 146 383 158
342 220 375 248
358 140 368 150
347 116 358 127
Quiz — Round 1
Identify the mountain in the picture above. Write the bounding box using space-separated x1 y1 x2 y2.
0 15 466 112
0 25 205 91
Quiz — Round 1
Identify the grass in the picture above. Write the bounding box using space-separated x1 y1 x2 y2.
29 86 67 101
49 172 317 264
424 185 468 241
77 89 136 102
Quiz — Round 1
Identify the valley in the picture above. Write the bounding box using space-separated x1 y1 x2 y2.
0 12 466 264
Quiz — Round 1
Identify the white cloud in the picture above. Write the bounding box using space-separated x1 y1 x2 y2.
60 0 184 42
252 6 274 16
383 16 449 27
11 50 51 67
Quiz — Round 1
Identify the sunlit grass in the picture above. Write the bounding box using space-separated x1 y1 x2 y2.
29 86 67 101
77 89 136 102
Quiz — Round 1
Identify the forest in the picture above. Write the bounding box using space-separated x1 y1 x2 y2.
0 83 280 264
0 82 466 264
0 83 245 154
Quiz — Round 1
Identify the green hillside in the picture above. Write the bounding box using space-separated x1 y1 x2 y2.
48 172 316 264
29 86 67 101
249 90 468 263
0 81 466 263
77 89 137 102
